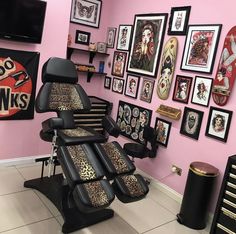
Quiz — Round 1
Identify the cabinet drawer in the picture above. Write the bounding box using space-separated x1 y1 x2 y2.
229 173 236 184
226 182 236 194
218 207 236 232
231 165 236 175
216 223 236 234
223 198 236 213
225 190 236 204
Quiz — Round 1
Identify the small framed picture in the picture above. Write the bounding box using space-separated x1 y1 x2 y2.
106 27 117 48
70 0 102 28
140 78 155 103
181 24 222 74
75 30 91 45
104 76 111 89
111 51 127 77
180 107 204 140
172 75 193 103
97 42 107 53
205 106 233 142
168 6 191 35
124 74 140 99
155 117 172 147
191 76 213 107
116 25 133 51
112 77 124 94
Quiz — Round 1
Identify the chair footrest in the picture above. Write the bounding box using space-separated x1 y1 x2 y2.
73 179 115 213
112 174 149 203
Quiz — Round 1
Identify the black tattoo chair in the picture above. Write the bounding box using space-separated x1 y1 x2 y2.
24 57 149 233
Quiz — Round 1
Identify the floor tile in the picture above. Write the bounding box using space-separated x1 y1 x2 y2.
145 220 201 234
1 218 62 234
56 213 138 234
0 190 52 232
16 165 43 181
0 167 26 195
110 197 176 233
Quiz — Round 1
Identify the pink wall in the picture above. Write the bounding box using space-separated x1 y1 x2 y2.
69 0 236 210
0 0 72 159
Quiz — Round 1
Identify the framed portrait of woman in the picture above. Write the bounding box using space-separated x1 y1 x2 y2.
205 106 232 142
155 117 172 147
124 74 140 99
140 78 155 103
111 51 127 77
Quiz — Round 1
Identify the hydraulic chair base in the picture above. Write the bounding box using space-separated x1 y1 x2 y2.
24 174 114 234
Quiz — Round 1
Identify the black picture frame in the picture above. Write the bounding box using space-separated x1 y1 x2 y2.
181 24 222 74
172 75 193 104
191 76 213 107
205 106 233 142
70 0 102 28
111 51 127 78
116 25 133 51
180 107 204 140
140 78 155 103
127 13 168 77
116 100 152 144
112 77 124 94
155 117 172 147
168 6 191 35
75 30 91 45
124 74 140 99
104 76 111 89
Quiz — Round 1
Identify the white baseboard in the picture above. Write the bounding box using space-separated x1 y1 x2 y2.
0 154 50 167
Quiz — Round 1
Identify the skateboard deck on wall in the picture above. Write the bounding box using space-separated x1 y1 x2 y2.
156 37 178 100
212 26 236 106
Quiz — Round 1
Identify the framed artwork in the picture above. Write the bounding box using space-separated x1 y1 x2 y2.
180 107 204 140
106 27 117 48
116 100 152 144
70 0 102 28
140 78 155 103
112 77 124 94
111 51 127 77
97 42 107 53
191 76 213 107
205 106 233 142
116 25 133 51
124 74 140 99
172 75 193 104
154 117 172 147
127 13 168 77
181 24 222 74
75 30 91 45
168 6 191 35
104 76 111 89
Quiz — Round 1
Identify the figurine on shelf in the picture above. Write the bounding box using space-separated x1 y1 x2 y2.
89 42 97 51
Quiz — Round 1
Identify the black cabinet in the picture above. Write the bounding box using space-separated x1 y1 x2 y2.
210 155 236 234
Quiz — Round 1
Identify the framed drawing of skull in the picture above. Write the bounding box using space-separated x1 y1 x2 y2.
180 107 204 140
70 0 102 28
168 6 191 35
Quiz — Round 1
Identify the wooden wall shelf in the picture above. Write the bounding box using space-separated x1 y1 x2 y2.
156 104 181 120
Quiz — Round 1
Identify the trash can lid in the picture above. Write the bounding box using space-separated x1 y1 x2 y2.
190 161 219 177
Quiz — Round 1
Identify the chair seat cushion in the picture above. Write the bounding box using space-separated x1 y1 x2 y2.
73 179 115 213
57 144 105 188
123 143 147 158
112 174 149 203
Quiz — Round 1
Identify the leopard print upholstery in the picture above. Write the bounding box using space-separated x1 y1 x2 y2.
101 142 129 174
49 83 83 111
120 175 145 197
67 145 97 181
61 127 93 137
84 181 109 207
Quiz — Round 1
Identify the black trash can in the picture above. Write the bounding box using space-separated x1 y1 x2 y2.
177 161 219 230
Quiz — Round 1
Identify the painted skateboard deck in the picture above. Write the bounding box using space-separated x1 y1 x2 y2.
157 37 178 100
212 26 236 106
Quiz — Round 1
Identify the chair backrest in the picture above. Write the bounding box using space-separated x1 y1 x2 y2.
35 57 91 129
143 126 158 158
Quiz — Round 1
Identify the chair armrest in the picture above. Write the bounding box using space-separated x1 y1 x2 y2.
102 116 120 138
42 117 64 133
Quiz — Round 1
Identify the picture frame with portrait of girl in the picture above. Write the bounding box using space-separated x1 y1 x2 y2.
124 74 140 99
140 78 155 103
205 106 232 142
172 75 192 104
111 51 127 77
155 117 172 147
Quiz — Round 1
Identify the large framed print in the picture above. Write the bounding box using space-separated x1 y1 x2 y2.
205 106 232 142
180 107 204 140
191 76 213 107
70 0 102 28
181 24 222 74
155 117 172 147
127 13 168 77
116 101 152 144
116 25 133 51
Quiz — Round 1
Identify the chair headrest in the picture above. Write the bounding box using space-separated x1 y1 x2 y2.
42 57 78 84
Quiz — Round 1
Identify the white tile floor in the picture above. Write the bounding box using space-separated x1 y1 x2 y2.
0 163 211 234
